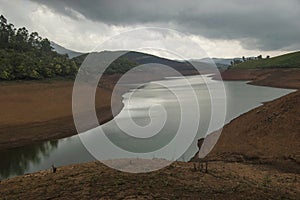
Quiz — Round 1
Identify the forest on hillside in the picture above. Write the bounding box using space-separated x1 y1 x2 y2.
0 14 140 80
229 52 300 69
0 15 79 80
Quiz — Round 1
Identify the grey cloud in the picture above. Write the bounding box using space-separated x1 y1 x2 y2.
30 0 300 51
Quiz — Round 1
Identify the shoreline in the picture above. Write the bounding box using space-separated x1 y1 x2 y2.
0 68 298 151
0 71 200 151
191 91 299 172
0 76 124 151
0 68 299 173
215 68 300 89
0 69 299 199
191 68 299 167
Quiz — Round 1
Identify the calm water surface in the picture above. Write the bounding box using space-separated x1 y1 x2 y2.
0 75 295 179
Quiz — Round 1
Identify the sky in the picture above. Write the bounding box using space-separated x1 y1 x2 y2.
0 0 299 59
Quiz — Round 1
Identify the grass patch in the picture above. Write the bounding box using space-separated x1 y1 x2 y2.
231 51 300 69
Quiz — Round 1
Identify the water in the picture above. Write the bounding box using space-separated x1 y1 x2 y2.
0 75 295 179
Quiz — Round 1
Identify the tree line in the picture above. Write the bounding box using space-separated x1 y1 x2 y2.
0 15 78 80
0 14 139 81
230 55 270 67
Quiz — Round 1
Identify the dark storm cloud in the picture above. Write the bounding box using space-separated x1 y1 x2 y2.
30 0 300 51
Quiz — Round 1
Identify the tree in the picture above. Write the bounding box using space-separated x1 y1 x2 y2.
40 38 52 52
15 27 30 51
28 32 42 48
0 15 9 48
0 14 80 80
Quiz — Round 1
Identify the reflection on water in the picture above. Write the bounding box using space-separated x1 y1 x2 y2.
0 75 295 179
0 141 58 179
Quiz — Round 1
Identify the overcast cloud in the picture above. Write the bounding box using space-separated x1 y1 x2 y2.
1 0 299 58
29 0 300 51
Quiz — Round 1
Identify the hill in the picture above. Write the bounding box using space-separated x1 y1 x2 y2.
1 14 202 81
195 57 235 65
0 15 78 80
0 13 218 80
50 41 84 58
231 51 300 69
72 51 217 75
218 51 300 89
193 90 300 171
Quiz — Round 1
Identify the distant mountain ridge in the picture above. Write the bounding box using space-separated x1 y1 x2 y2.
195 57 235 66
71 50 222 75
51 42 233 72
50 41 84 58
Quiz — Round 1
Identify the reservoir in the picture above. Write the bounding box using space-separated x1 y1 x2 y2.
0 75 295 179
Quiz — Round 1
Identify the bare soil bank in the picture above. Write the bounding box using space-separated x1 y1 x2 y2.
218 68 300 89
196 68 300 166
0 70 299 199
0 161 299 199
191 90 300 177
0 77 123 150
0 71 200 150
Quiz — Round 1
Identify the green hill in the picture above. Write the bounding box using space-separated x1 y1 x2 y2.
72 51 209 75
231 51 300 69
0 15 78 80
0 13 198 80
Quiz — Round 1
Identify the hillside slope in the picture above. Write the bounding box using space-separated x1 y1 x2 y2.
50 41 84 58
206 91 300 167
0 15 78 80
72 51 216 75
216 51 300 89
0 161 299 199
231 51 300 69
219 68 300 89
